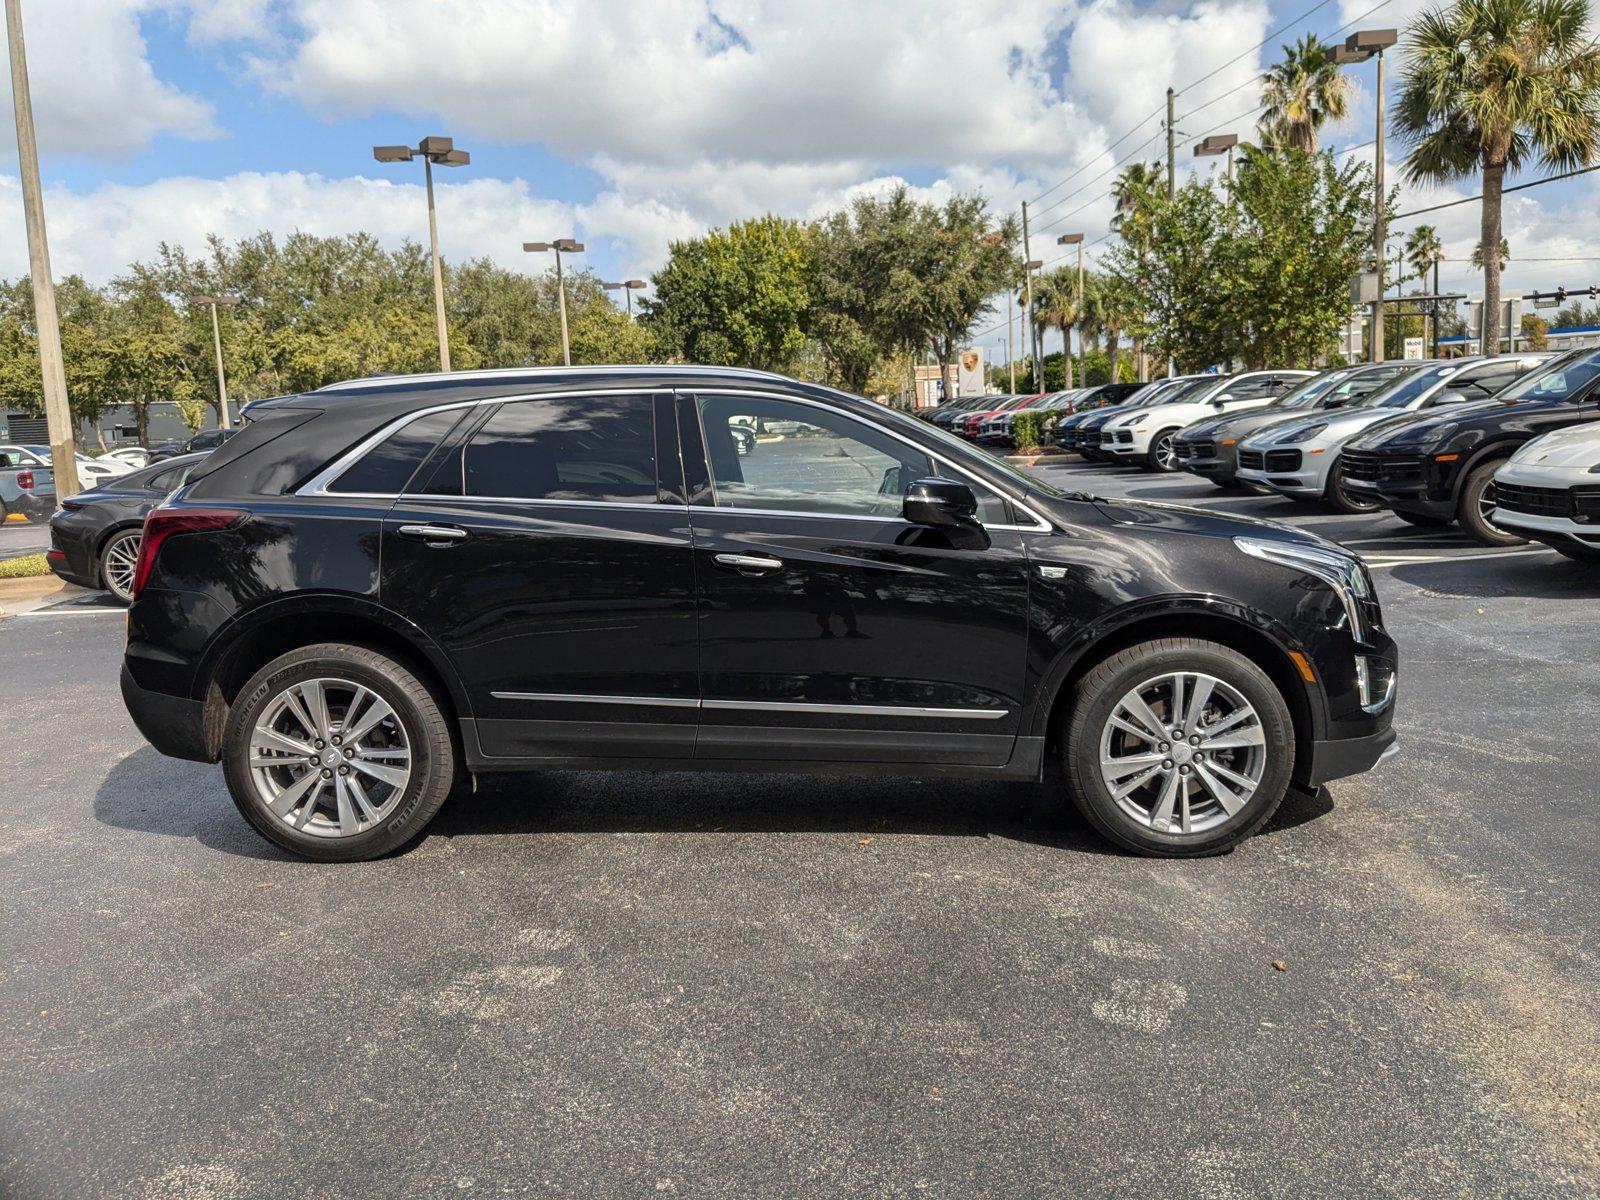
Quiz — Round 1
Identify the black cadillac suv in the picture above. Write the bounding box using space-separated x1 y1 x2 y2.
1343 347 1600 544
121 366 1398 861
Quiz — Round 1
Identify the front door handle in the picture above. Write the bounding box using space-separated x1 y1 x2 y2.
397 524 469 544
712 552 783 574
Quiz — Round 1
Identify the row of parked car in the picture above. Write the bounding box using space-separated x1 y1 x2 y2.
925 346 1600 560
0 428 235 524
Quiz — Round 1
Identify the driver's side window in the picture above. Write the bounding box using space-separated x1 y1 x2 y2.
696 395 1007 523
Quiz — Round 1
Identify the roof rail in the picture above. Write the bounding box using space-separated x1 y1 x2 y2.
315 363 793 394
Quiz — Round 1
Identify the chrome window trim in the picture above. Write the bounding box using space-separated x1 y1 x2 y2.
296 384 1055 533
686 387 1053 533
490 691 1009 719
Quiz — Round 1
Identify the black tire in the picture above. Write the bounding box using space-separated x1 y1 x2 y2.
1062 637 1296 857
1393 510 1450 528
98 527 142 603
1456 460 1527 547
222 643 459 862
1322 456 1381 513
1146 429 1182 472
1552 540 1600 563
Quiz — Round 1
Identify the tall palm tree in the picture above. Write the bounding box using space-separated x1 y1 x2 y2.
1111 162 1163 233
1031 269 1080 387
1394 0 1600 355
1405 225 1444 288
1259 34 1352 153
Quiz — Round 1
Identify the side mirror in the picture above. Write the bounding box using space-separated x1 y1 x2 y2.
1323 396 1348 409
1431 390 1467 407
1212 393 1234 406
903 477 977 528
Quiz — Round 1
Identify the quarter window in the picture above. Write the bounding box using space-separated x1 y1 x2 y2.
453 394 659 503
330 408 465 495
696 394 1010 524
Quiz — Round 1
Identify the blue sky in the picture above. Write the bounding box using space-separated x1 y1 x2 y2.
2 0 1596 344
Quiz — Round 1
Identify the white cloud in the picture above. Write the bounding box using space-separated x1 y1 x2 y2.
0 0 219 159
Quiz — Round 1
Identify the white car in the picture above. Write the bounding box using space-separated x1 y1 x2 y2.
0 444 135 484
1101 370 1314 471
101 446 151 469
1492 424 1600 562
1235 355 1550 512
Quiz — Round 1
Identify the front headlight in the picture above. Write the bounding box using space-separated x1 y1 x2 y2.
1270 421 1325 445
1234 536 1374 642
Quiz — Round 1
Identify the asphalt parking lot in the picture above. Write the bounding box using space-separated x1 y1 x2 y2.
3 458 1597 1199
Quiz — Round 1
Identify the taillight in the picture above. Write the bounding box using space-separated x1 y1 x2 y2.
131 507 244 600
16 469 33 490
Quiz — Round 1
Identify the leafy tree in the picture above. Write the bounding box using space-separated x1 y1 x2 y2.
1260 35 1352 153
642 215 810 372
1393 0 1600 354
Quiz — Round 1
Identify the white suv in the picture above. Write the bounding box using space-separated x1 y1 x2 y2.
1492 424 1600 562
1102 371 1314 471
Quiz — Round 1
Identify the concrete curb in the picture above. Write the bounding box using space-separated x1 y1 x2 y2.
0 575 78 618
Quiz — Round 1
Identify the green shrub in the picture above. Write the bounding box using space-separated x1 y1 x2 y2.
1012 410 1062 451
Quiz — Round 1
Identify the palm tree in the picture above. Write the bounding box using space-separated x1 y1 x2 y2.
1259 34 1352 153
1031 269 1080 387
1111 162 1164 233
1394 0 1600 355
1405 225 1444 288
1470 237 1511 271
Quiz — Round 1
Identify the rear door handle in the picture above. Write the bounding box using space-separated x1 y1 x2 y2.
397 524 469 543
712 552 783 574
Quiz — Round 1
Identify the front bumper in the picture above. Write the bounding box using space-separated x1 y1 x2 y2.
1490 506 1600 552
1305 725 1398 786
1237 461 1327 498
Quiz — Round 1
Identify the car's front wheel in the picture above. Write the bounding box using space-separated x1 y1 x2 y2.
1146 430 1181 472
1323 458 1381 514
1063 638 1295 856
99 528 142 602
221 643 458 862
1457 460 1527 547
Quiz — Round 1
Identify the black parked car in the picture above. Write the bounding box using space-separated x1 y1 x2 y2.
121 365 1398 862
149 427 236 463
1343 347 1600 545
1074 377 1212 460
46 454 205 601
1174 363 1422 489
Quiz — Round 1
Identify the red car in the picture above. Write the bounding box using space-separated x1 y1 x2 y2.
959 393 1042 438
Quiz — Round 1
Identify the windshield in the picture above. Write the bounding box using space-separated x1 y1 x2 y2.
1358 363 1461 409
1134 377 1201 406
1273 371 1356 409
1495 347 1600 402
1158 377 1223 405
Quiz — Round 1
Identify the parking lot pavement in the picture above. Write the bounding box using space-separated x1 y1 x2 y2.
0 517 49 561
2 460 1597 1199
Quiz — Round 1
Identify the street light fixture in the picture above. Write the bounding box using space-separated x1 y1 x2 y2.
1331 29 1399 361
1058 233 1087 385
189 293 242 428
524 239 586 365
372 135 471 372
603 278 647 319
1193 132 1239 181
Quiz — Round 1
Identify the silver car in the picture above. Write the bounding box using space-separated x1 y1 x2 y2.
1236 355 1551 511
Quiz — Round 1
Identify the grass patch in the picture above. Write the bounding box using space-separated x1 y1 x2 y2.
0 553 50 579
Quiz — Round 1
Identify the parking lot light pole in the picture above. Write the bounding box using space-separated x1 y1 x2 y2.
1058 233 1085 386
1194 133 1239 182
189 294 241 428
524 239 585 365
1332 31 1398 361
602 278 647 319
5 0 78 498
373 137 471 373
1023 258 1044 392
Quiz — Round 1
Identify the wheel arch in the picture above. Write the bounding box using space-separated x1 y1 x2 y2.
94 519 146 561
1452 438 1522 503
1033 603 1324 785
193 596 472 761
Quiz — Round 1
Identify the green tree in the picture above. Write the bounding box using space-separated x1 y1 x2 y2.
1031 268 1081 386
1470 237 1511 271
1394 0 1600 354
642 215 811 372
1260 35 1352 153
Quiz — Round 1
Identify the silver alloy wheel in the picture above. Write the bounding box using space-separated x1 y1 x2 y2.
1155 433 1178 471
1098 671 1267 836
101 531 141 602
1478 480 1498 523
247 676 412 839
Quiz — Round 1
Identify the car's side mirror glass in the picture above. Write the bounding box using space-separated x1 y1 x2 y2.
1431 390 1467 407
1323 397 1348 409
902 477 990 550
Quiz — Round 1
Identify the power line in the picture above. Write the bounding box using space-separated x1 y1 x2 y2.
1390 164 1600 222
1178 0 1339 98
1031 105 1165 205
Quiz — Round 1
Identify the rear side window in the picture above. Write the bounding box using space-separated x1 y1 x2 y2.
330 409 465 495
457 395 658 503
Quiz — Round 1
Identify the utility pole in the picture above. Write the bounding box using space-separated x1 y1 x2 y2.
1006 288 1016 392
1371 45 1387 361
5 0 78 498
190 294 241 428
1166 88 1177 200
1021 202 1041 392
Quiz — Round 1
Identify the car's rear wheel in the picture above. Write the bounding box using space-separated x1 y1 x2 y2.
1063 637 1295 856
1323 458 1381 513
221 643 458 862
99 528 142 602
1457 460 1527 547
1146 430 1181 472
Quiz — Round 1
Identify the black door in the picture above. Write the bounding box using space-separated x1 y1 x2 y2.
381 392 700 761
679 391 1033 768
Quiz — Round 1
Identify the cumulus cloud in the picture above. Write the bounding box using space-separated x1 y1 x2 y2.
0 0 219 160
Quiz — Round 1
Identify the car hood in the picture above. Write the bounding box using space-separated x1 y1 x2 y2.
1507 423 1600 468
1044 492 1340 553
1351 397 1546 451
1184 407 1305 441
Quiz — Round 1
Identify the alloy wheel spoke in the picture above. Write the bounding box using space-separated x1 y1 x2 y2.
350 758 409 789
297 681 331 741
359 746 410 761
333 775 358 836
282 688 321 742
1102 751 1167 781
1121 692 1169 742
1193 761 1248 816
343 693 395 744
267 767 321 818
1203 724 1265 751
1203 756 1259 794
1198 706 1253 739
1109 714 1158 742
1148 770 1182 832
346 774 378 823
1182 676 1215 737
292 777 326 828
1169 674 1185 732
252 726 315 757
1111 764 1163 801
